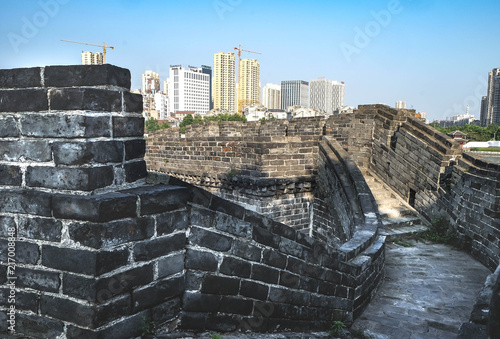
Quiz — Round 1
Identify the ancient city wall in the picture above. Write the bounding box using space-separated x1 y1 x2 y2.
0 65 385 338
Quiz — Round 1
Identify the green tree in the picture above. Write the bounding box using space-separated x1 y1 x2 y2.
145 117 160 132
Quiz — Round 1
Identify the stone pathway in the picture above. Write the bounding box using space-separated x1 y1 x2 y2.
351 240 492 339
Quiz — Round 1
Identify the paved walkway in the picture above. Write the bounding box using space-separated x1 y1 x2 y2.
352 240 492 339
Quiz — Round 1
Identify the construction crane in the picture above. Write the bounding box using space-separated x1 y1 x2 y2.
234 44 261 113
61 40 114 64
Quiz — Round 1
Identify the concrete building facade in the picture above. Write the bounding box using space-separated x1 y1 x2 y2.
142 70 160 94
167 65 210 116
81 51 103 65
485 68 500 126
213 52 236 113
262 83 281 110
281 80 309 110
238 59 260 112
310 78 345 115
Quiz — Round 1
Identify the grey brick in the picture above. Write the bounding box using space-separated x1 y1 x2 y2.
133 233 185 261
0 189 52 216
185 249 218 271
0 165 21 186
189 226 232 251
0 67 42 88
220 256 251 278
158 253 185 278
132 275 184 312
0 89 48 112
18 216 62 242
44 64 131 89
113 116 144 137
16 266 60 292
49 88 121 112
0 140 51 162
0 116 19 137
26 166 114 191
20 114 86 138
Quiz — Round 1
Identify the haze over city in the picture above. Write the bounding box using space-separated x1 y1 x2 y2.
1 0 500 122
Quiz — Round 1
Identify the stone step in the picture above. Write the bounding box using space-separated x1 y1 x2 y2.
380 224 428 241
382 215 423 229
375 197 407 210
370 188 392 200
378 205 415 219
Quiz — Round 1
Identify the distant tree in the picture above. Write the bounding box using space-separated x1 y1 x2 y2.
428 122 498 141
145 117 170 132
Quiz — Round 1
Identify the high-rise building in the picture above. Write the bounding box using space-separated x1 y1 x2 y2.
167 65 210 116
213 52 236 113
262 83 281 110
310 78 345 115
480 96 488 126
81 51 103 65
484 68 500 126
142 71 160 94
395 101 407 109
281 80 309 110
200 65 213 110
238 59 260 112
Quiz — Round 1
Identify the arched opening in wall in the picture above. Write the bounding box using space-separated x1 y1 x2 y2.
390 127 400 151
408 188 416 208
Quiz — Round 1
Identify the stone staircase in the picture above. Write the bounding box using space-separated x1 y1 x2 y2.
362 170 429 241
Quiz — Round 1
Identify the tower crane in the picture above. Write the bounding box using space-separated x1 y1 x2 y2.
234 44 261 113
61 40 114 64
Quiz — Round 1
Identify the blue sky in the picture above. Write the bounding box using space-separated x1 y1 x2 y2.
1 0 499 121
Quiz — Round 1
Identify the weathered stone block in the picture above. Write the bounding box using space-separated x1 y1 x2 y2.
215 214 251 237
179 312 207 330
0 216 16 238
0 89 48 112
53 192 137 222
18 216 62 242
240 280 269 300
0 140 52 162
251 264 279 284
252 226 280 248
125 139 146 160
96 264 154 300
85 116 111 137
262 249 287 269
220 256 252 278
0 116 19 137
16 266 60 292
157 209 189 235
41 295 94 327
182 291 221 313
0 164 22 186
15 313 64 339
124 160 147 182
49 88 122 112
189 226 232 251
185 249 218 271
69 217 154 249
63 273 97 302
158 252 185 278
201 274 240 295
0 67 41 88
113 116 144 137
231 240 261 261
42 245 128 276
0 189 52 216
44 64 131 89
122 185 189 215
94 294 131 327
20 114 86 138
26 166 114 191
132 275 185 313
133 233 185 261
13 241 40 264
123 91 143 113
53 141 124 165
206 314 240 332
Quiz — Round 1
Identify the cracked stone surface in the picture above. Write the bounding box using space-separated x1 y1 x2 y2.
351 240 492 339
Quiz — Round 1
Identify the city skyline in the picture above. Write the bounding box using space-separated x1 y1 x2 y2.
2 0 500 121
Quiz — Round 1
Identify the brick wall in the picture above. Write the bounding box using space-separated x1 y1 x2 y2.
0 65 385 338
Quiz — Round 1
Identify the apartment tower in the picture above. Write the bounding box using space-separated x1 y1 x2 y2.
213 52 236 113
167 65 210 116
483 68 500 126
281 80 309 110
238 59 260 112
310 78 345 115
81 51 103 65
262 83 281 110
142 71 160 94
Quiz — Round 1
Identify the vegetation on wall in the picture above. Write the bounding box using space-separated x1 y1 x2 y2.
180 113 247 133
145 117 171 132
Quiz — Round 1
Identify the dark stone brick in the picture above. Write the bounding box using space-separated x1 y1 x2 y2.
318 281 336 296
95 294 131 327
206 314 240 332
215 213 251 237
44 64 131 89
0 190 52 216
18 216 62 242
49 88 122 112
85 116 111 137
220 296 253 315
189 226 232 251
0 140 52 162
287 257 306 275
113 116 144 137
262 249 287 268
183 291 221 312
210 195 245 219
42 245 128 276
299 276 320 293
124 160 147 182
0 215 16 238
0 67 41 88
0 289 38 312
0 116 19 137
279 237 304 258
0 265 6 284
26 166 114 191
14 241 40 264
0 164 21 186
63 273 97 302
69 217 154 249
152 297 182 323
272 222 296 240
41 295 94 327
190 206 215 227
123 91 143 113
16 266 60 292
201 274 240 295
240 280 269 300
220 256 252 278
0 89 48 112
231 240 261 261
252 226 280 248
20 114 86 138
96 264 154 300
125 139 145 160
280 271 300 289
157 209 189 235
251 264 279 284
185 271 205 290
158 252 185 278
189 186 214 208
179 312 207 330
15 313 64 339
185 249 218 271
133 233 185 261
53 192 137 222
122 185 189 215
71 311 147 339
53 141 124 165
